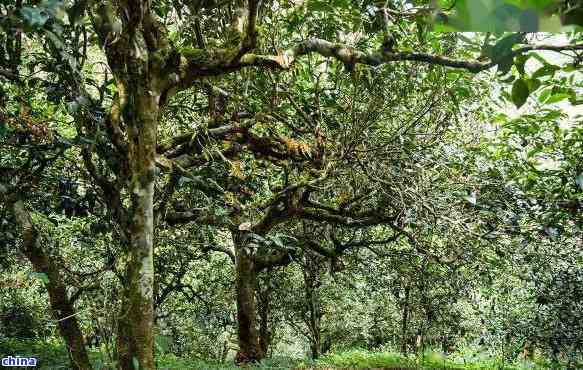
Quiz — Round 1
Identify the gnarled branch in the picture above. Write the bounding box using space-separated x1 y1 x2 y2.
176 37 583 88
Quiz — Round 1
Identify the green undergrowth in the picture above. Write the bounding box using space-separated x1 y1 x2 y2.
158 349 579 370
156 354 304 369
1 338 72 369
296 349 567 370
0 339 579 369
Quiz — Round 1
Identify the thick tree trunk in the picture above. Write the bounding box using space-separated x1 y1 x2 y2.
233 232 264 365
308 312 322 360
8 195 91 370
117 220 155 370
116 86 159 370
257 284 271 357
116 184 157 368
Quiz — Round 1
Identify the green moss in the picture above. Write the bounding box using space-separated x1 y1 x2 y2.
179 46 211 64
179 46 239 67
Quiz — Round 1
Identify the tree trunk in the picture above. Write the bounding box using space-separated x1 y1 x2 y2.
8 195 91 370
415 332 424 354
41 264 92 370
257 282 271 357
303 258 322 360
115 84 159 370
400 285 410 355
233 232 264 364
441 332 447 354
522 339 533 361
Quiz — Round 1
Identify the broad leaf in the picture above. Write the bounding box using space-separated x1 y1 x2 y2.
511 78 530 108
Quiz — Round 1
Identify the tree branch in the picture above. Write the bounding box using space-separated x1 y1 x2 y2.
177 37 583 85
164 208 233 228
201 244 236 263
255 249 295 271
80 148 128 233
298 207 395 227
0 67 20 83
157 116 254 155
237 0 260 58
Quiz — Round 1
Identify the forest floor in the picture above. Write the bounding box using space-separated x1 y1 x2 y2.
131 349 581 369
0 339 575 369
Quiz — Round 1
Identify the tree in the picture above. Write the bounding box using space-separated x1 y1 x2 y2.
2 1 582 368
0 181 92 370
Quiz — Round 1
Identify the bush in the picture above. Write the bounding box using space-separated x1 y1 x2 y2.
0 292 49 339
0 338 70 369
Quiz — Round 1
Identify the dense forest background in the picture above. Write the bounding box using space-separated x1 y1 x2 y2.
0 0 582 369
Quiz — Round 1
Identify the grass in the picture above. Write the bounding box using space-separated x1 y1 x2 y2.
304 349 578 370
157 349 580 370
1 339 579 369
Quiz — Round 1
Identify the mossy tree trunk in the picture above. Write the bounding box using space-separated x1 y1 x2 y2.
303 258 322 360
2 188 91 370
115 79 160 370
91 1 167 367
400 285 410 354
233 231 264 364
257 276 273 357
227 198 298 365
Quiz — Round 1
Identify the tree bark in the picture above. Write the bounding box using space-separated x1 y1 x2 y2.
91 2 169 366
303 258 322 360
116 85 159 370
6 193 91 370
233 232 264 364
257 282 271 357
400 285 410 355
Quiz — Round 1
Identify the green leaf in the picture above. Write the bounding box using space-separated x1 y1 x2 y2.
543 93 571 104
527 52 548 65
307 0 331 11
497 57 515 75
132 357 140 370
178 176 193 186
538 87 552 103
576 174 583 191
464 192 477 205
527 144 544 158
489 34 527 74
155 335 172 354
20 7 49 28
271 235 285 248
540 109 562 120
500 74 516 83
514 54 529 75
29 272 49 284
531 64 560 79
564 64 578 72
526 77 541 93
67 100 80 114
491 33 525 63
511 78 530 108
